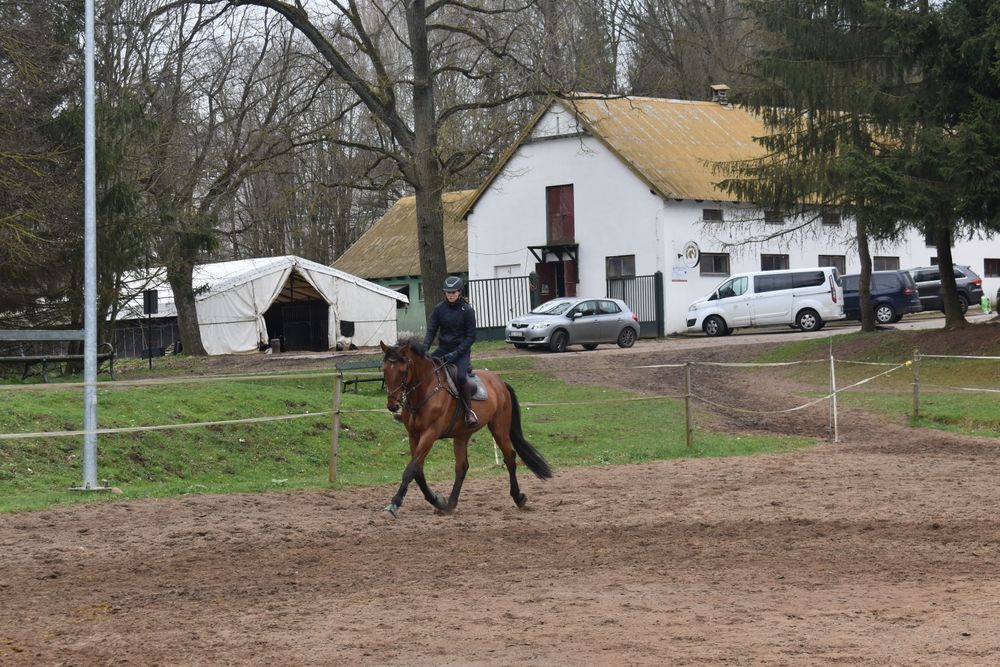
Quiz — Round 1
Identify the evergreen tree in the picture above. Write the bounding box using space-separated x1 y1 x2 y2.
718 0 1000 329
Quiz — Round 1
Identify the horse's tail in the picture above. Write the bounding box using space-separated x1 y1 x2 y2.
505 382 553 480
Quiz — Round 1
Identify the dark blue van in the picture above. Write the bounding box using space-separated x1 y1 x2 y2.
842 271 923 324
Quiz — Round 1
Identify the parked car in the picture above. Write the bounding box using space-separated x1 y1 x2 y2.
686 267 844 337
907 265 984 314
841 270 923 324
505 297 640 352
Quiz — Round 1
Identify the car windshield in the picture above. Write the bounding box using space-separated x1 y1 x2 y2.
530 299 575 315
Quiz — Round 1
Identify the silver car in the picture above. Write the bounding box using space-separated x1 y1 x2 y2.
504 297 640 352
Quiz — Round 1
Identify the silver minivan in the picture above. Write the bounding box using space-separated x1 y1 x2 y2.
686 267 845 336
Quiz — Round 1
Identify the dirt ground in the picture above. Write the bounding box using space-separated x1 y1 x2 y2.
3 322 1000 665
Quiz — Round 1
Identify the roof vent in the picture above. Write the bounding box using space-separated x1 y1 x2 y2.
709 83 730 105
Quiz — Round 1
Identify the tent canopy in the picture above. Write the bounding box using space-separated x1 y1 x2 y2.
116 256 407 355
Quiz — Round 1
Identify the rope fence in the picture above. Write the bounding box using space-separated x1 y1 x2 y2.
2 348 997 483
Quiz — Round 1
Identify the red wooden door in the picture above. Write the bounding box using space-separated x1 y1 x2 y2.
546 185 575 244
535 262 557 303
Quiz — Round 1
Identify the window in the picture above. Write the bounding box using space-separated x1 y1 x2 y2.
818 254 846 275
700 252 730 276
702 208 723 222
873 256 899 271
822 212 842 226
924 232 934 247
389 284 409 309
545 184 575 244
606 255 636 279
984 258 1000 277
761 254 789 271
755 270 826 293
764 209 783 224
714 276 748 299
597 300 622 314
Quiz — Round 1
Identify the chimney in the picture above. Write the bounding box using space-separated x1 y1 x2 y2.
709 83 730 105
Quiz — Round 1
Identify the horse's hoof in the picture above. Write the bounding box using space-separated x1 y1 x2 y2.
515 493 528 508
383 503 399 519
434 505 454 516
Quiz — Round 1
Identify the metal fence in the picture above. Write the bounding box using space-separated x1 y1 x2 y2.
111 319 181 359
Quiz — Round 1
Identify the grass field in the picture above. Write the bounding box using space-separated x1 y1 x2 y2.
2 329 998 512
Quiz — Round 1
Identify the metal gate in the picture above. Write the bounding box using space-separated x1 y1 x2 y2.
607 272 664 337
466 275 532 339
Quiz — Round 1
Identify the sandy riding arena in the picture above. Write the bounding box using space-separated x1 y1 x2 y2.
3 331 1000 665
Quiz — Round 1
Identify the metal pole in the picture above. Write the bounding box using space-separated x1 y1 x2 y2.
79 0 102 490
912 348 920 420
330 375 344 482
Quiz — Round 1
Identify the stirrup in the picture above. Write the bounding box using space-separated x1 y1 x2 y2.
465 409 479 427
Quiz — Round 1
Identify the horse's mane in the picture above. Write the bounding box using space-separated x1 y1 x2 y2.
384 337 428 362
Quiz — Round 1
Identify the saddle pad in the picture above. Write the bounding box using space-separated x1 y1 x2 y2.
445 367 488 401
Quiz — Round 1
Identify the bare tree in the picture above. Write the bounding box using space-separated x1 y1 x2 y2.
154 0 554 321
625 0 758 98
129 2 334 353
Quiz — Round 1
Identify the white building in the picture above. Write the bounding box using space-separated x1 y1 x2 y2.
460 95 999 333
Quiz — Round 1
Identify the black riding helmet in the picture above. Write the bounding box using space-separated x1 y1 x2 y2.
442 275 464 292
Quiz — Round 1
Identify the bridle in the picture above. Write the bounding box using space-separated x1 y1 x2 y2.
384 350 447 415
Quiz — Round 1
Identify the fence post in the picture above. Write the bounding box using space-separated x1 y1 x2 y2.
654 271 665 338
684 362 693 448
829 347 839 443
912 348 920 420
330 374 345 482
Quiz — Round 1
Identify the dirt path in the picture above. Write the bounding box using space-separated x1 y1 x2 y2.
3 328 1000 665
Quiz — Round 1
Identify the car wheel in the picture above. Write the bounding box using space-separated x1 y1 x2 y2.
703 315 728 337
795 309 822 332
582 343 599 350
874 303 896 325
616 328 636 348
513 343 528 349
549 330 569 353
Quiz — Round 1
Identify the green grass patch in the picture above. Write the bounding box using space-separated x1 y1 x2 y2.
0 359 810 513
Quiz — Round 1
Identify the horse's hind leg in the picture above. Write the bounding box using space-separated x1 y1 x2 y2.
489 424 526 508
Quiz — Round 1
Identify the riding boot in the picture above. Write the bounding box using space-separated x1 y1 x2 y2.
461 383 479 427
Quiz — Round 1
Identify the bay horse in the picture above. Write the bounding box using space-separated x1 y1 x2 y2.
379 339 553 518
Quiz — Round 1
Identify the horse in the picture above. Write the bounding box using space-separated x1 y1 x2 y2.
379 339 553 518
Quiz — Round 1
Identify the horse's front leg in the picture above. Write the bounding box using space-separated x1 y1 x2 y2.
437 435 471 515
385 431 446 517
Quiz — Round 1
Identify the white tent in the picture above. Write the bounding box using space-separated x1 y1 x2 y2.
116 256 407 355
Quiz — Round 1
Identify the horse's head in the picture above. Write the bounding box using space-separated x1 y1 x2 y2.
380 339 428 413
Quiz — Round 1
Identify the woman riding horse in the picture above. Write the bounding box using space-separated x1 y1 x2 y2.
380 338 552 518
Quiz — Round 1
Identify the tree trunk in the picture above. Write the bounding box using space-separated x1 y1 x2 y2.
406 0 448 321
856 218 874 332
935 222 967 329
167 256 208 356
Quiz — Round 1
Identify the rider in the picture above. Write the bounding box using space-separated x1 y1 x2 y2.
424 275 478 426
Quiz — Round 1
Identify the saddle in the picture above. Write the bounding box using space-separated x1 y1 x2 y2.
442 363 487 401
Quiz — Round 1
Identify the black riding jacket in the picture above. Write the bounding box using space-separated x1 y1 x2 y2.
423 298 476 358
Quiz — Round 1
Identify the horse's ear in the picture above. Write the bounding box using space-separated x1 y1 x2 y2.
379 341 389 353
399 340 411 355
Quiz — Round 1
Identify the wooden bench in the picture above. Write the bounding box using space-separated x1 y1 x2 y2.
0 341 116 383
335 358 384 393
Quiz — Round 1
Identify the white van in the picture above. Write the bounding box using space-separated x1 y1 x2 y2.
686 267 845 336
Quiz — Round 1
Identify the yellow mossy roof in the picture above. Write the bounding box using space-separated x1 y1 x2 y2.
332 190 475 279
